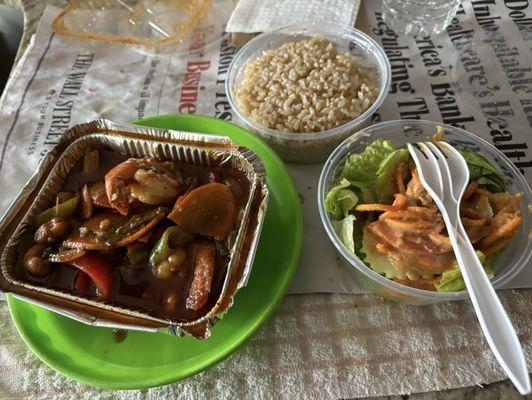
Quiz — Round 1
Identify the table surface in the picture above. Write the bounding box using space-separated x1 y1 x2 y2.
0 0 530 399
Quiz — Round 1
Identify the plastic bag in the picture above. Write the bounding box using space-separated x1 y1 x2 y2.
51 0 210 49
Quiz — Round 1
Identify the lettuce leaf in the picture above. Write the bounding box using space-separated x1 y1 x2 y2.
332 215 356 253
325 139 396 219
458 148 506 193
340 139 396 188
325 178 359 220
332 214 365 257
375 148 410 203
435 251 495 292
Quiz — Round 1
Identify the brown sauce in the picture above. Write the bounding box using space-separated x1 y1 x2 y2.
112 329 128 343
20 151 250 322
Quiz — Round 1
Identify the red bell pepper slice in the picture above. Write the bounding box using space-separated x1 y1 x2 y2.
74 271 91 296
68 252 113 299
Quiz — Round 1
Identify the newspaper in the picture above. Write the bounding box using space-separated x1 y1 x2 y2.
0 1 530 295
364 0 532 174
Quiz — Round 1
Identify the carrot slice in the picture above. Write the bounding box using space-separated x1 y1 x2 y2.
186 240 216 311
168 182 237 240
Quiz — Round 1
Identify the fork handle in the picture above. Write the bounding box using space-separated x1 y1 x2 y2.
450 225 530 394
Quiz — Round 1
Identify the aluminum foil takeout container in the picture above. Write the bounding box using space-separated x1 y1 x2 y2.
0 119 269 339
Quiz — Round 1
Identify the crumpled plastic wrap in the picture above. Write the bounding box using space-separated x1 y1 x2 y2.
52 0 211 50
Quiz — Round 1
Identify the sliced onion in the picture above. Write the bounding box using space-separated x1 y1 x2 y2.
80 184 93 219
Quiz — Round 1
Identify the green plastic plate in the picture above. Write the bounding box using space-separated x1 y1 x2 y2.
6 114 302 389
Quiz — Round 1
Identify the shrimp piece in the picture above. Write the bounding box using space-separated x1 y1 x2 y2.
105 158 183 215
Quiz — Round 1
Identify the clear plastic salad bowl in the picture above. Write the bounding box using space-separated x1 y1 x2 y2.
318 119 532 304
226 23 391 164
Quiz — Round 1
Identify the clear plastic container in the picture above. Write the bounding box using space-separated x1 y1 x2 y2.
318 119 532 304
226 23 391 164
382 0 461 37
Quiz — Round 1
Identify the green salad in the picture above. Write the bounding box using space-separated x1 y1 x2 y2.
325 139 522 292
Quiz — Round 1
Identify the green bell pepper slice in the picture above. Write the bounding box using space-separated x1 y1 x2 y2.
35 195 79 226
148 226 194 268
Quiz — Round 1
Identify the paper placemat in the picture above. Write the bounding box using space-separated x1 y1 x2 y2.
0 2 531 398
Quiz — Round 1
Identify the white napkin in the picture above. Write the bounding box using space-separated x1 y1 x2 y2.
226 0 361 33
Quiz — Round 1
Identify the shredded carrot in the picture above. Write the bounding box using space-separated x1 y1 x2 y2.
461 217 487 227
475 187 496 199
418 257 447 270
411 169 420 184
427 233 452 247
355 204 395 212
380 210 413 220
396 163 408 194
359 160 521 281
481 216 521 247
497 199 521 214
386 218 435 231
392 193 407 209
376 243 392 254
462 181 478 201
461 208 486 220
356 194 408 213
481 236 513 256
381 207 436 220
407 206 438 215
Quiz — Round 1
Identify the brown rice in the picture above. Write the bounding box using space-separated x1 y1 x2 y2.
235 37 379 133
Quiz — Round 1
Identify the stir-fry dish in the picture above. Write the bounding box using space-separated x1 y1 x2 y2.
325 139 522 292
19 150 248 320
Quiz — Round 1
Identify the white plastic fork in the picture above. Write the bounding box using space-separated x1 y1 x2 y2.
407 141 531 395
